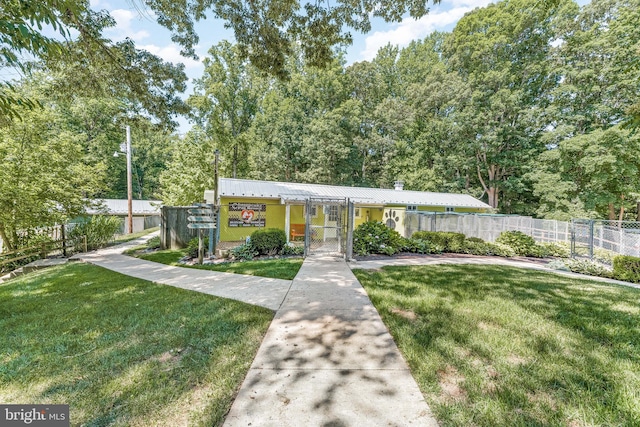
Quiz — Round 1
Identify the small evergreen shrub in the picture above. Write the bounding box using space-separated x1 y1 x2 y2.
68 215 122 250
612 255 640 283
495 231 542 257
412 231 466 252
353 221 403 256
250 228 287 255
230 242 258 261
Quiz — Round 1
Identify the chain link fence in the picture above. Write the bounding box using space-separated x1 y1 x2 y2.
571 219 640 264
404 212 570 243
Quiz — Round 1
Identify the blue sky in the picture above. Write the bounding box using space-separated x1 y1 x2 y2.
89 0 589 133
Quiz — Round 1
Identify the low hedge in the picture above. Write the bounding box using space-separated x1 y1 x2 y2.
250 228 287 255
412 231 466 252
495 230 544 257
612 255 640 283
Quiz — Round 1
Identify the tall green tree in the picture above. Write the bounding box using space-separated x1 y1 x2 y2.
190 41 264 178
446 0 562 209
0 82 104 250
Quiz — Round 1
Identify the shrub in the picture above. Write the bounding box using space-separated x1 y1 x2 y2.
281 242 304 256
399 237 438 254
68 215 122 250
460 240 515 257
495 231 542 257
612 255 640 283
250 228 287 255
230 242 258 261
564 259 613 278
353 221 404 256
412 231 466 252
187 236 210 258
466 237 485 244
539 242 571 258
146 236 161 250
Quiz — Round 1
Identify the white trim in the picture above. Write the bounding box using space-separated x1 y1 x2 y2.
285 204 291 242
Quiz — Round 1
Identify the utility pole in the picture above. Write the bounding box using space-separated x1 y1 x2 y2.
126 126 133 234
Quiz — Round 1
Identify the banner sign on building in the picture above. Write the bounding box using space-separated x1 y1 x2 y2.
228 203 267 227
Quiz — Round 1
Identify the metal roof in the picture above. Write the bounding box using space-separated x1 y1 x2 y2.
87 199 162 215
205 179 491 209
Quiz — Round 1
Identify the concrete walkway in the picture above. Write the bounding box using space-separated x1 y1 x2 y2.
72 234 292 311
224 255 438 426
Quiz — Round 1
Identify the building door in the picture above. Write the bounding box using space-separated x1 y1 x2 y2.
305 198 348 256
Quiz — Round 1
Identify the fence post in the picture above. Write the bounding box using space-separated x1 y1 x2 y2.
589 220 594 260
83 235 88 253
61 224 67 257
41 242 47 259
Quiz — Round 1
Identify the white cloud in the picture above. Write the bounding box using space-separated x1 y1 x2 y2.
106 8 150 42
359 0 493 61
140 44 204 70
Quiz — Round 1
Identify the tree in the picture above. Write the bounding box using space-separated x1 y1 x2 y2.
141 0 441 79
445 0 562 209
0 81 104 250
529 126 640 220
159 127 217 206
190 41 264 178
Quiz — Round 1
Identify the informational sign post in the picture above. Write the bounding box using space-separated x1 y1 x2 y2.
187 203 216 264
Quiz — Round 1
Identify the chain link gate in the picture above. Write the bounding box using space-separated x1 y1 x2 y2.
304 198 350 257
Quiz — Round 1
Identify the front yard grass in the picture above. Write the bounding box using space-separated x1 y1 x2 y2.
353 264 640 427
0 263 272 426
138 249 303 280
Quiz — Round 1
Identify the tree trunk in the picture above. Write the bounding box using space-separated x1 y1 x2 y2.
233 145 238 178
608 203 616 220
0 224 14 252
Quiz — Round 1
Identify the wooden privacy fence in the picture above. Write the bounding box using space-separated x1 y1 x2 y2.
0 236 87 272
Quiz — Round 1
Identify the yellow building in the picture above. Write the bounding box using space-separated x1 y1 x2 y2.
204 179 491 250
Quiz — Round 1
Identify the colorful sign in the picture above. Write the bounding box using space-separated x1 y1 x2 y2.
228 203 266 227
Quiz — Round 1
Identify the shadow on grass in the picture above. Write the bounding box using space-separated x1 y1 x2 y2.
354 264 640 427
0 263 272 426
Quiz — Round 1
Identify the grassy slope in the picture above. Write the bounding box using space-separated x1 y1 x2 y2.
354 264 640 427
0 263 272 426
139 250 303 280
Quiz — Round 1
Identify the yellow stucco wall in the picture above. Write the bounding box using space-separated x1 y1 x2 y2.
217 196 488 242
220 197 284 242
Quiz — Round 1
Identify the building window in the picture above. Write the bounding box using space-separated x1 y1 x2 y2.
354 207 361 218
445 207 455 212
304 205 317 217
407 205 418 211
328 205 339 222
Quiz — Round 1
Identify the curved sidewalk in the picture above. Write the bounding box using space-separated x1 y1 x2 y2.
71 234 292 311
224 254 438 426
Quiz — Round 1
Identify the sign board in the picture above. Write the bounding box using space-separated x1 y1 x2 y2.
187 223 216 229
188 208 213 215
188 216 213 222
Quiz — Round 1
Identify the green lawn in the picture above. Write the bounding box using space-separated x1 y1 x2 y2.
353 264 640 427
138 249 303 280
113 227 159 244
0 263 272 426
